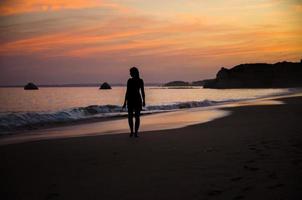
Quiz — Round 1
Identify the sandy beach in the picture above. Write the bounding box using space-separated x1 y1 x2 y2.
1 94 302 200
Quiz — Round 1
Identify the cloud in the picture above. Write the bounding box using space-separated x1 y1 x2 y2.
2 15 300 59
0 0 128 16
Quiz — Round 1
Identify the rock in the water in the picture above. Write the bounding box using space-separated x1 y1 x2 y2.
99 82 112 89
24 82 39 90
191 80 206 86
164 81 189 87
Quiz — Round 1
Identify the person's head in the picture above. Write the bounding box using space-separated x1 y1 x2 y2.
130 67 140 78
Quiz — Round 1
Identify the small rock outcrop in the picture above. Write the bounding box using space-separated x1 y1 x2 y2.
99 82 112 89
24 82 39 90
164 81 190 87
191 80 205 86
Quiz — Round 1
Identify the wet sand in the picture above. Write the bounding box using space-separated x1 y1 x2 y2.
0 107 230 146
0 95 302 200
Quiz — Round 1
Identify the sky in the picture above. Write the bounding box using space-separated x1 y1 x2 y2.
0 0 301 85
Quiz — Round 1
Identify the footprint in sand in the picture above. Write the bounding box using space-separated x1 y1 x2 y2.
267 172 278 179
291 159 302 166
233 195 245 200
247 145 264 155
45 192 60 200
48 183 57 189
259 153 269 157
241 186 253 191
261 140 271 145
267 183 284 189
91 161 98 166
291 144 302 154
207 190 223 196
230 177 243 182
261 140 281 150
243 165 259 171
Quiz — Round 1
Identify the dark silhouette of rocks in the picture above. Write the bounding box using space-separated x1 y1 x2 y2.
24 82 39 90
164 81 189 86
191 80 205 86
164 80 206 87
204 61 302 88
99 82 112 89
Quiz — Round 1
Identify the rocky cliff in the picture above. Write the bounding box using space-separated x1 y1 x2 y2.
203 61 302 88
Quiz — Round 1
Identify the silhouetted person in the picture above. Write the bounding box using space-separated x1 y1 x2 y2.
122 67 145 137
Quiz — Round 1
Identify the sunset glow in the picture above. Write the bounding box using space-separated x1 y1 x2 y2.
0 0 301 84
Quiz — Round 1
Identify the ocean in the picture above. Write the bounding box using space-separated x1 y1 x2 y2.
0 86 295 134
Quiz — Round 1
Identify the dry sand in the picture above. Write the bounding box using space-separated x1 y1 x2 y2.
0 95 302 200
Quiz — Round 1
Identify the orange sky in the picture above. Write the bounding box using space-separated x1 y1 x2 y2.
0 0 301 85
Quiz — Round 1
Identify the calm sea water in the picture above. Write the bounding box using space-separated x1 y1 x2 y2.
0 86 294 133
0 87 291 112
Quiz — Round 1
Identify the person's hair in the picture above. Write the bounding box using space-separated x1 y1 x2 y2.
130 67 140 78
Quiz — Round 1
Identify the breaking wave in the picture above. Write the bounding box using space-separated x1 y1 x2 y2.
0 88 297 135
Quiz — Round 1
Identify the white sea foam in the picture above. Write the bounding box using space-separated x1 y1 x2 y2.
0 87 297 135
0 99 237 133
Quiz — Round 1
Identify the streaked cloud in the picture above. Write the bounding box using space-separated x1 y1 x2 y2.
0 0 127 16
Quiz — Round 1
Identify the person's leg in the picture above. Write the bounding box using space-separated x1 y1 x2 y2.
127 108 134 137
134 109 141 137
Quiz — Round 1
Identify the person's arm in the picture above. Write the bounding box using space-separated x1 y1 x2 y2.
122 80 129 108
141 79 145 107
